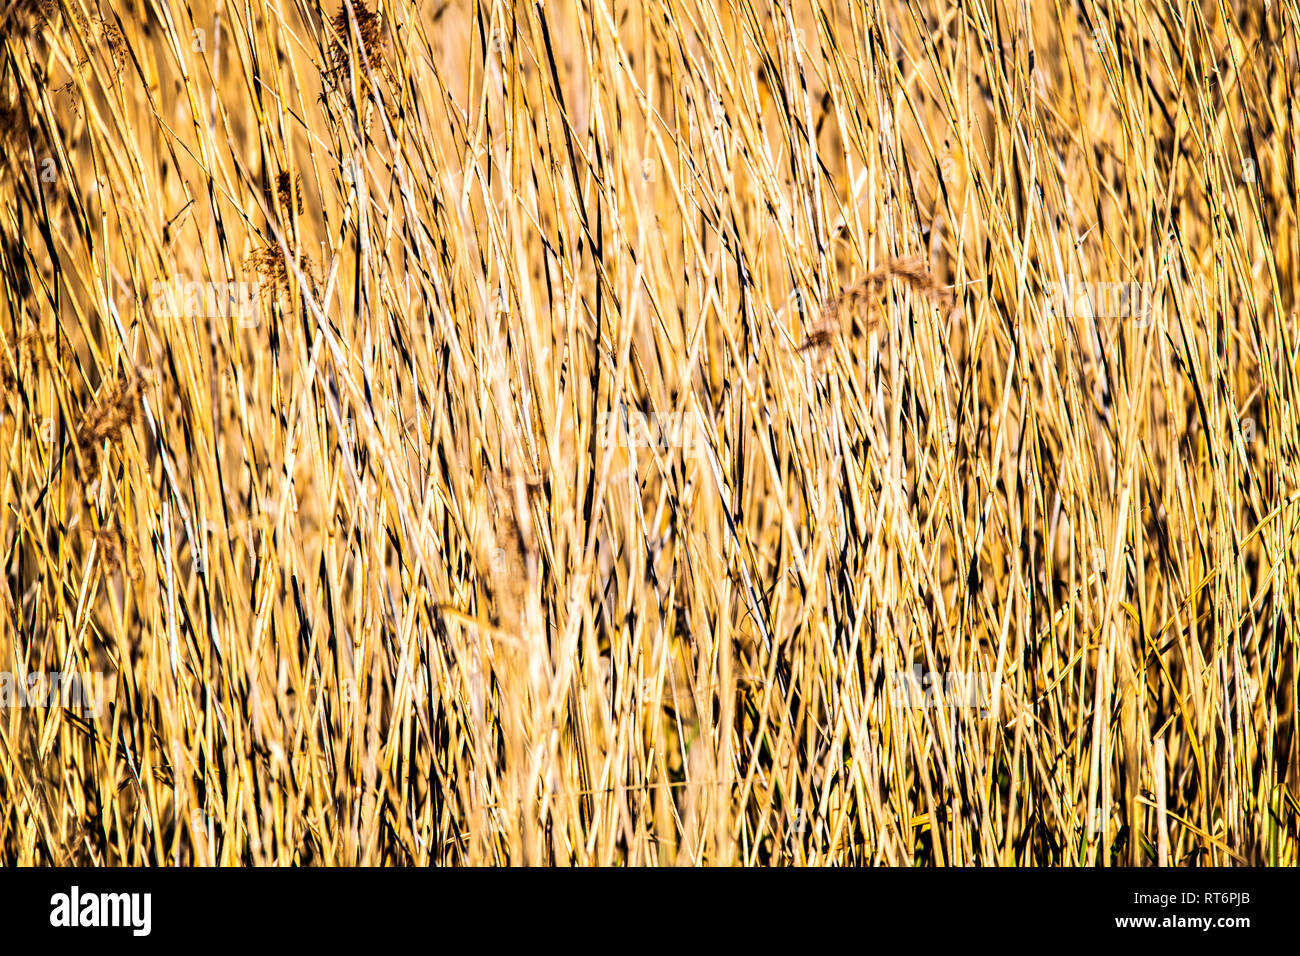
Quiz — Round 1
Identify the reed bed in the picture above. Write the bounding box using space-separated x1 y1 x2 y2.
1 0 1297 865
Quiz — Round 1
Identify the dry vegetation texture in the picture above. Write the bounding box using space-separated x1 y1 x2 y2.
1 0 1298 866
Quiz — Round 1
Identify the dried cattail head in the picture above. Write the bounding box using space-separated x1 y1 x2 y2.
798 256 955 354
881 255 955 310
325 1 389 94
2 328 40 393
245 243 320 310
76 372 142 472
97 16 128 74
2 328 60 392
93 522 122 574
246 244 288 285
56 8 130 75
264 171 304 220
